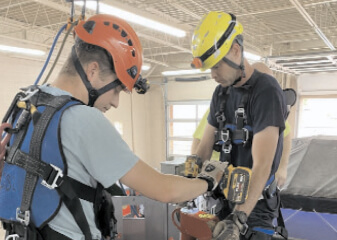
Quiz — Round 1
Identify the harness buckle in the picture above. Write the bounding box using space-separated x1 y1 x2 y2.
16 208 30 226
216 112 226 123
242 128 249 145
235 107 246 119
41 164 64 189
220 129 230 142
5 234 20 240
19 87 39 102
222 143 232 154
240 223 249 235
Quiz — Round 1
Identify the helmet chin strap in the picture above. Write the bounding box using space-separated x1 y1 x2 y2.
71 46 122 107
221 40 246 87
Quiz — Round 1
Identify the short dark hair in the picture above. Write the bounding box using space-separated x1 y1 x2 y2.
60 38 114 79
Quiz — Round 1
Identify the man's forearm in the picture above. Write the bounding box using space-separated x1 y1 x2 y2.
235 126 279 216
196 123 217 163
234 163 271 215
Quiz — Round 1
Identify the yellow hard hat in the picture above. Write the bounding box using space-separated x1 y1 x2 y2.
191 12 243 71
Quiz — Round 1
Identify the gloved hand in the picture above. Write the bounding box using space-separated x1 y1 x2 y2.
212 211 248 240
197 160 228 191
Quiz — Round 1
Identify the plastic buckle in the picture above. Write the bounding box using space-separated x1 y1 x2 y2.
216 113 226 123
235 107 246 119
5 234 20 240
240 223 249 235
41 164 63 189
16 208 30 226
220 129 230 142
222 143 232 154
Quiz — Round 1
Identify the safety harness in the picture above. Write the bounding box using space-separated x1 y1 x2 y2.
0 86 117 240
213 84 252 163
212 83 288 239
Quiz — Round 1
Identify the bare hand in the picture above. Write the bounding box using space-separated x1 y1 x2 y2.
275 167 287 189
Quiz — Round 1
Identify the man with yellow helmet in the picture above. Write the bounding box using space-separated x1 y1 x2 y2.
191 12 287 240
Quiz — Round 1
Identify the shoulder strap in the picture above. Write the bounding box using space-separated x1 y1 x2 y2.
235 85 251 129
215 86 231 130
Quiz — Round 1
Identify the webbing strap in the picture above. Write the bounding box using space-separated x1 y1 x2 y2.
216 86 231 130
235 86 251 130
276 199 288 239
10 149 96 202
19 96 71 224
71 46 120 107
57 184 92 240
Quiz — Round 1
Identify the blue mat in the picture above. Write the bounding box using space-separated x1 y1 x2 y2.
280 208 337 240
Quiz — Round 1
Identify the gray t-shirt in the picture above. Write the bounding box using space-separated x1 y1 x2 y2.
40 85 138 240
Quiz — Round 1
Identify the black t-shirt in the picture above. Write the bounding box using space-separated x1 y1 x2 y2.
208 70 287 176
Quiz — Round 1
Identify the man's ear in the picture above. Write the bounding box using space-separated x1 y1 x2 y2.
86 61 99 82
231 42 241 58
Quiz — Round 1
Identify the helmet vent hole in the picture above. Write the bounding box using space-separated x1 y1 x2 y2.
104 21 110 26
128 39 133 46
83 21 96 34
121 30 127 37
132 49 135 57
113 24 119 30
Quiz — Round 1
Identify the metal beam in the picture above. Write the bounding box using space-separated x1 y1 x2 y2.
0 1 31 11
144 51 186 57
266 50 337 60
289 0 336 50
287 63 336 69
144 57 169 67
168 2 201 20
138 33 190 53
30 0 81 16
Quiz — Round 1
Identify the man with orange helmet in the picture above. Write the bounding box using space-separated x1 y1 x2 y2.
0 14 228 240
190 12 287 240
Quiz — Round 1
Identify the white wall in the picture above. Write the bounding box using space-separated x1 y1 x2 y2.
298 72 337 95
167 78 218 101
0 54 62 118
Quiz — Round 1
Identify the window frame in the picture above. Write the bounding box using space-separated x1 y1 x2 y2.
166 100 210 159
297 95 337 138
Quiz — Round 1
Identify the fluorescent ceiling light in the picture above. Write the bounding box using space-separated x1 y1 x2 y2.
244 51 261 61
0 44 45 56
286 59 331 65
162 69 211 76
76 2 186 37
142 63 151 71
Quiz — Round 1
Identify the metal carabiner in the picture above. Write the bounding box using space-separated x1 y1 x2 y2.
20 88 39 102
5 234 19 240
0 122 13 160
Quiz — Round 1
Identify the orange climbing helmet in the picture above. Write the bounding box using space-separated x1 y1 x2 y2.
74 14 143 91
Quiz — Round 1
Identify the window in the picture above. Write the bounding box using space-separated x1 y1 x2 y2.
298 97 337 137
167 101 210 158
